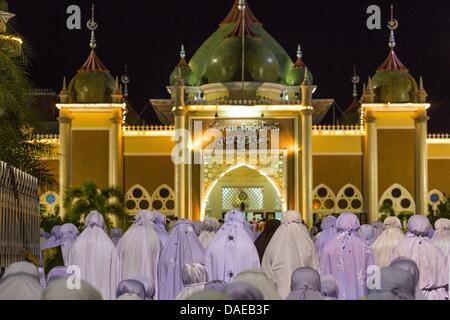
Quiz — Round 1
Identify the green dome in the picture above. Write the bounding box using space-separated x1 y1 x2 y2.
188 1 293 85
285 65 313 86
206 36 280 83
0 0 8 12
169 63 200 87
372 70 418 103
67 50 115 103
68 70 115 103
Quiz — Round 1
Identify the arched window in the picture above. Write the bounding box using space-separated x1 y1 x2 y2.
40 191 59 215
336 184 363 213
429 189 446 212
151 185 175 214
379 184 415 216
125 185 151 214
313 184 336 214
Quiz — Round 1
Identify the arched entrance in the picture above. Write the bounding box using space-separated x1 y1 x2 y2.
201 164 287 221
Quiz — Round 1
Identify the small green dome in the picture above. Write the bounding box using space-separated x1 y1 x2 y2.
0 0 8 12
285 65 313 86
372 70 418 103
206 36 280 83
170 63 200 87
67 50 115 103
68 71 115 103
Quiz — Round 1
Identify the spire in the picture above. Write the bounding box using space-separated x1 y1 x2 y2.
293 44 306 69
351 65 360 99
111 76 123 103
418 76 428 102
121 65 130 99
226 0 257 37
363 77 375 103
176 44 188 68
87 4 98 50
302 67 312 86
221 0 261 26
388 5 397 49
377 5 408 72
59 76 68 103
78 4 109 72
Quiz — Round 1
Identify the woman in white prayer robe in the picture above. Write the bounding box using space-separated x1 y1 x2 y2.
0 262 42 300
176 263 209 300
262 210 319 299
198 217 220 249
116 210 160 298
372 216 405 267
67 211 119 300
432 218 450 255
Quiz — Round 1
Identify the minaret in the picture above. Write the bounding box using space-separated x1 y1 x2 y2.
173 45 187 219
300 67 316 227
59 76 68 103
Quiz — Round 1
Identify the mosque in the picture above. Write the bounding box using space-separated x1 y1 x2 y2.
15 0 449 226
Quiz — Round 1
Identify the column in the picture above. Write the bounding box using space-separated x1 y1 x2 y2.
58 110 72 219
174 109 187 219
414 110 429 215
301 109 314 227
109 109 123 188
364 111 379 223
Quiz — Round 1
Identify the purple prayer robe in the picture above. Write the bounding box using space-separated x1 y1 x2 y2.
320 212 375 300
157 220 205 300
204 210 260 284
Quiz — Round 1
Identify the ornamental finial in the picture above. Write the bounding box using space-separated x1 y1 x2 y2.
87 4 98 49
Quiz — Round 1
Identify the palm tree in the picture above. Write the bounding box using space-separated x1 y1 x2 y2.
0 8 54 186
63 181 127 230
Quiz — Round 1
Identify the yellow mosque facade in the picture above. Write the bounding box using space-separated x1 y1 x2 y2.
36 1 450 227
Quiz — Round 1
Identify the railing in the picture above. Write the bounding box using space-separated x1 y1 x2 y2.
0 162 40 267
428 134 450 140
312 125 365 136
123 125 175 136
35 134 59 142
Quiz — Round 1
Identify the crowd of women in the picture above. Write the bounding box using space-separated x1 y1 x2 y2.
0 209 449 300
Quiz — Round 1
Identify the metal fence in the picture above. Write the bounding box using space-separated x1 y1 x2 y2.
0 161 39 267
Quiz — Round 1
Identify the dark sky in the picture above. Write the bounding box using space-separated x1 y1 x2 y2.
8 0 450 131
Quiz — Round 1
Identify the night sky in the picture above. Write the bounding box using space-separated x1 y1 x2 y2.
8 0 450 131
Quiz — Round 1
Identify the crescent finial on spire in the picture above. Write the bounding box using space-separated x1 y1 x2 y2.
297 44 303 59
87 4 98 50
387 4 399 49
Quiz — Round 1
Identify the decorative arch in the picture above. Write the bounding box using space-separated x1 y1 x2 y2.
336 184 363 213
428 189 446 212
151 184 175 214
201 163 287 221
125 184 151 214
379 184 415 216
312 184 336 214
40 191 59 215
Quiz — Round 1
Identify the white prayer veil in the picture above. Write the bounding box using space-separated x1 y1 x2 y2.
432 218 450 255
41 278 103 300
198 217 220 249
117 210 160 298
67 211 120 300
261 210 319 299
372 217 405 267
233 268 282 300
176 263 209 300
0 262 42 300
